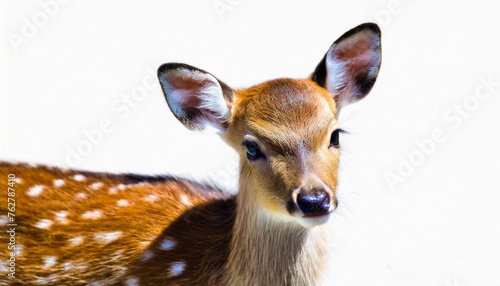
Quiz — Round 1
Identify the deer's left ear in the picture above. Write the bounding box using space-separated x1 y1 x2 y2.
312 23 381 109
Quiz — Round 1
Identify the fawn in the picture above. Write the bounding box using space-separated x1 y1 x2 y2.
0 23 381 285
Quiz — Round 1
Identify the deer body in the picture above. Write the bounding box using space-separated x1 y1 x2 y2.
0 23 381 285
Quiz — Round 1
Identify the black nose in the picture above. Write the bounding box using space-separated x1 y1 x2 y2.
296 189 331 215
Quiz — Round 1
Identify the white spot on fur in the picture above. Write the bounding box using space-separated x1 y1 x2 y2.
81 210 102 220
125 277 140 286
141 250 154 261
159 238 176 250
90 182 104 190
43 256 57 268
111 249 125 260
33 274 59 284
0 215 8 226
54 211 70 224
94 231 123 244
72 261 89 271
144 194 159 202
35 219 53 229
27 185 44 196
54 211 69 218
73 174 86 182
15 244 23 256
180 194 193 206
117 199 130 207
14 177 22 184
68 236 85 247
63 262 73 271
53 179 65 187
75 192 87 200
0 260 7 272
109 184 127 194
169 261 186 276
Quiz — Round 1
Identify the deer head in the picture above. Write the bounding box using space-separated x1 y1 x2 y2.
158 23 381 229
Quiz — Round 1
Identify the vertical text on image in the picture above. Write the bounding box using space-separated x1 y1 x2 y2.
6 173 18 279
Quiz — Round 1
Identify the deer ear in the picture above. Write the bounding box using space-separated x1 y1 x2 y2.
158 63 235 132
312 23 381 109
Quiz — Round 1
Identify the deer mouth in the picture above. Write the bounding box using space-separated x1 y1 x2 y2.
296 212 332 227
303 212 331 218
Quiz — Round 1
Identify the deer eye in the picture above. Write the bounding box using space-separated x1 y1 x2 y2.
330 129 342 148
243 141 264 160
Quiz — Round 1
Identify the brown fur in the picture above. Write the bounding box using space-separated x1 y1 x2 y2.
0 163 233 285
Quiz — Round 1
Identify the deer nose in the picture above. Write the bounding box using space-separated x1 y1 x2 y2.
296 188 331 216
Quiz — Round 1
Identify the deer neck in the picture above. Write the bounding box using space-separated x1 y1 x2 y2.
225 183 331 286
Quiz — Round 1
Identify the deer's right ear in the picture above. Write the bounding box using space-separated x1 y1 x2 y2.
158 63 235 132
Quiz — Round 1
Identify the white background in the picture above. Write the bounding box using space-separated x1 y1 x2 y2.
1 1 500 285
